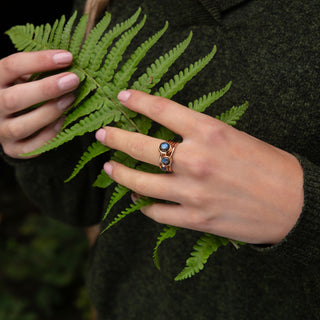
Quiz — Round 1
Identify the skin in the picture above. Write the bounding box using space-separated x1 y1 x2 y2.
0 50 79 158
0 49 102 245
0 50 304 245
95 90 304 245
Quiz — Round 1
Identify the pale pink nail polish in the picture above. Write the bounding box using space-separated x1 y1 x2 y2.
57 94 75 110
117 90 131 102
53 118 65 132
95 129 106 142
58 74 79 91
104 162 113 176
53 52 73 65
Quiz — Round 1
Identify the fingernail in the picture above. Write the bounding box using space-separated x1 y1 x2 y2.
131 193 139 204
54 118 65 132
57 94 75 110
104 162 113 176
53 52 73 65
58 74 79 91
95 129 106 142
117 90 131 103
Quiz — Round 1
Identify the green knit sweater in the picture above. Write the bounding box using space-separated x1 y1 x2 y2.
3 0 320 319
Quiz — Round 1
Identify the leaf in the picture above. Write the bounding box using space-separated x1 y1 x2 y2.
93 170 114 188
188 81 232 113
65 141 109 182
103 184 130 220
175 234 229 281
153 225 179 270
101 197 155 233
216 101 249 126
155 45 217 99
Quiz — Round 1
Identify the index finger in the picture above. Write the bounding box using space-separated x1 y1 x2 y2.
0 50 73 87
117 89 204 136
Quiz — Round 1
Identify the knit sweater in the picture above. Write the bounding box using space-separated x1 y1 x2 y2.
3 0 320 319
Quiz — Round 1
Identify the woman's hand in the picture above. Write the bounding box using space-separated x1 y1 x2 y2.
0 50 79 158
95 90 304 244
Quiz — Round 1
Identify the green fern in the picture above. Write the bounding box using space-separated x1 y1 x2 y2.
6 9 247 280
153 225 179 270
175 234 229 281
102 197 155 233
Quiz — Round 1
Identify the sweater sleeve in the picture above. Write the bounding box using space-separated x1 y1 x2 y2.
1 135 107 227
255 155 320 265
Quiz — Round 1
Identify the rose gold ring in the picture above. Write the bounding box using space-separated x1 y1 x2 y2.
158 140 178 173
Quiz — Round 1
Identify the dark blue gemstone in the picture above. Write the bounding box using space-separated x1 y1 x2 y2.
161 157 170 166
159 142 170 152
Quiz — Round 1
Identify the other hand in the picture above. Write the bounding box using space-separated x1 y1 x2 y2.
0 50 79 158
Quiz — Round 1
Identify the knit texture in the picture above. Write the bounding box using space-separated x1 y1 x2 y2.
2 0 320 319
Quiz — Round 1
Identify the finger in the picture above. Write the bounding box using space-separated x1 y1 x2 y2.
0 94 74 141
117 90 206 137
0 50 73 87
96 126 161 167
104 161 181 203
2 118 64 159
0 72 79 116
139 202 191 229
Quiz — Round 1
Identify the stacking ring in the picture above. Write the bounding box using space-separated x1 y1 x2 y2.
159 140 178 173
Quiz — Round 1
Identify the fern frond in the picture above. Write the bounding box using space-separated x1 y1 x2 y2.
153 225 179 270
69 14 89 58
65 141 109 182
95 15 147 84
102 197 155 233
88 7 142 73
103 184 130 220
60 11 78 50
112 21 168 91
155 45 217 99
188 81 232 112
52 15 66 48
62 89 106 128
131 31 193 93
175 234 229 281
23 105 120 156
76 12 111 67
216 101 248 126
93 170 114 188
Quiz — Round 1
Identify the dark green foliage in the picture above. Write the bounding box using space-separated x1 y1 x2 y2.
6 9 247 280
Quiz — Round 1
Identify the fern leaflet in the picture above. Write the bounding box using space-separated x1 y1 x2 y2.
175 234 229 281
153 225 179 270
216 101 248 126
102 197 155 233
65 141 110 182
103 184 130 220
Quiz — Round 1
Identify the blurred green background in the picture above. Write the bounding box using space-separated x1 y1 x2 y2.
0 158 92 320
0 2 94 319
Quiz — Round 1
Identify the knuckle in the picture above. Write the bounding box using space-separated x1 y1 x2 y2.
40 78 59 98
148 97 168 118
188 189 208 208
131 175 145 194
182 155 212 178
0 90 18 113
1 143 16 158
200 120 228 145
127 135 145 157
0 54 17 76
5 121 24 140
185 210 207 230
